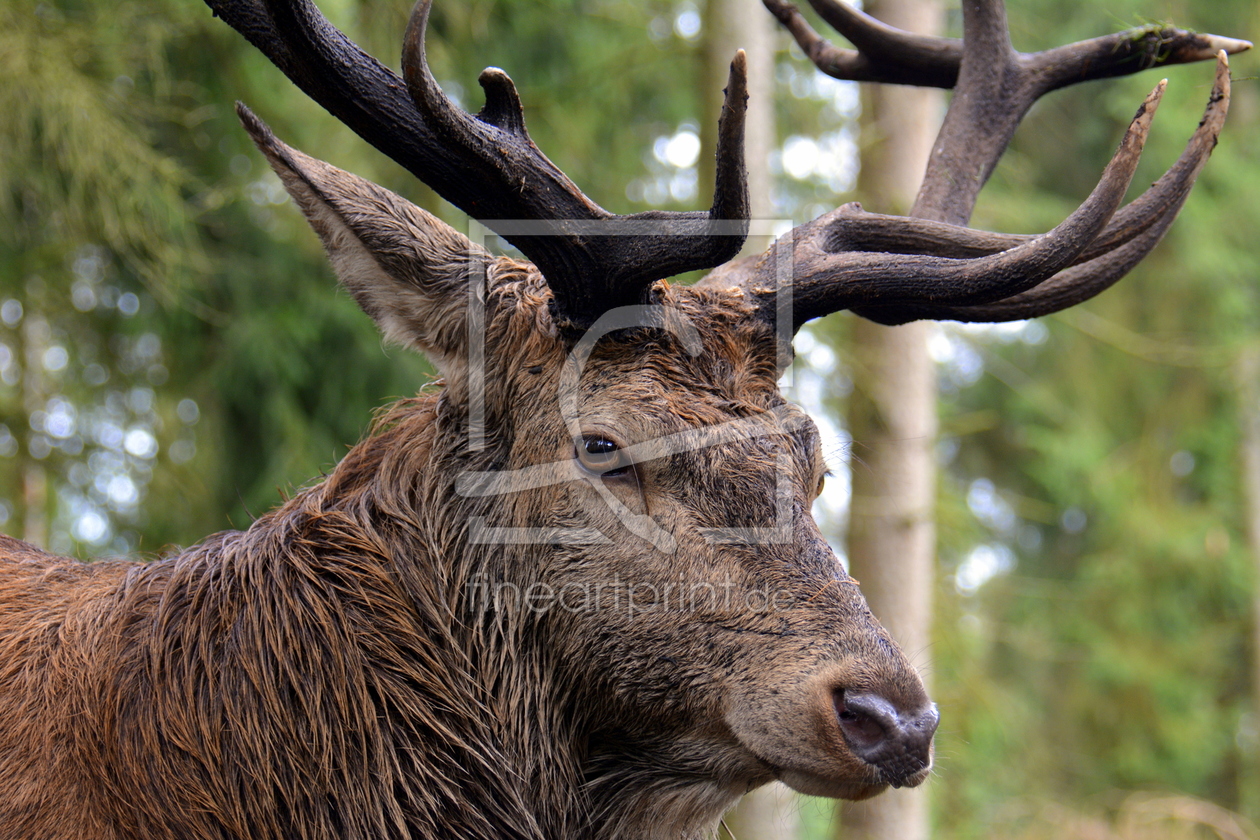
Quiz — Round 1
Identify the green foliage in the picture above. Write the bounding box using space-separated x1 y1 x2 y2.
3 0 1256 836
0 0 841 550
785 3 1260 838
0 0 437 549
931 0 1260 832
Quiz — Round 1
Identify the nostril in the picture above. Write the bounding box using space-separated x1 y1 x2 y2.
833 690 938 787
834 691 897 755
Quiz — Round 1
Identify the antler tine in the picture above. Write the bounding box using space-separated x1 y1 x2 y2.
711 51 753 230
853 51 1232 326
400 0 599 217
774 79 1161 325
823 49 1231 267
207 0 750 330
1030 25 1251 95
859 211 1181 326
402 2 529 137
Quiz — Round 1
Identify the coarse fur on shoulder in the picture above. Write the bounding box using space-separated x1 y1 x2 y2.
0 395 558 839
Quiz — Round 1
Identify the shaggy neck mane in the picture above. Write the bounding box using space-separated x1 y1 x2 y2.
86 389 731 840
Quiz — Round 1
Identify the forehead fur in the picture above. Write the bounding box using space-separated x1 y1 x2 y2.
596 293 781 425
486 263 784 417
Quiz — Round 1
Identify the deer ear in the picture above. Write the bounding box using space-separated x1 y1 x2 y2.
239 106 489 380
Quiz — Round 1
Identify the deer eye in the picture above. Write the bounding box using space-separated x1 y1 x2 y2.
816 474 827 498
576 435 630 477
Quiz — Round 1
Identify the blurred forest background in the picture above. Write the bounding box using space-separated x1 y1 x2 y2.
2 0 1257 837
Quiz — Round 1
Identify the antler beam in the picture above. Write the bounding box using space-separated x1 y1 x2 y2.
763 0 1248 92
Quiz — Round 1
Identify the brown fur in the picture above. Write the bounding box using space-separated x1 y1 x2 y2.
0 133 932 840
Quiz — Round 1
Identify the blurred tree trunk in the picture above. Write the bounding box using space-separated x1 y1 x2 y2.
722 779 800 840
837 1 943 839
1238 346 1260 806
705 0 795 838
21 312 49 549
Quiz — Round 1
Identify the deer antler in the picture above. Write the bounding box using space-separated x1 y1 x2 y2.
204 0 751 329
763 0 1248 92
744 0 1249 331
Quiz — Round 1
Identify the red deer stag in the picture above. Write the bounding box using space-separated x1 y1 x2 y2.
0 0 1246 838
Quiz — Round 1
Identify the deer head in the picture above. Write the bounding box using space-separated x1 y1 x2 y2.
205 0 1243 833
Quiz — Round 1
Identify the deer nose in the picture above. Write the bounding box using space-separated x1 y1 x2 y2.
834 691 939 788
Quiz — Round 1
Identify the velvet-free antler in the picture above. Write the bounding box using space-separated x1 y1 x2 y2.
205 0 751 328
745 0 1247 330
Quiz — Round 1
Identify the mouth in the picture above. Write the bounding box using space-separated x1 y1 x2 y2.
765 741 931 801
748 741 889 801
773 764 889 801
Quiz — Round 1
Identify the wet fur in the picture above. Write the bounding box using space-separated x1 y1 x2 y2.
0 140 929 839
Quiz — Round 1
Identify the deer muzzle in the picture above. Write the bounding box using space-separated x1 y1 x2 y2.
834 689 938 789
